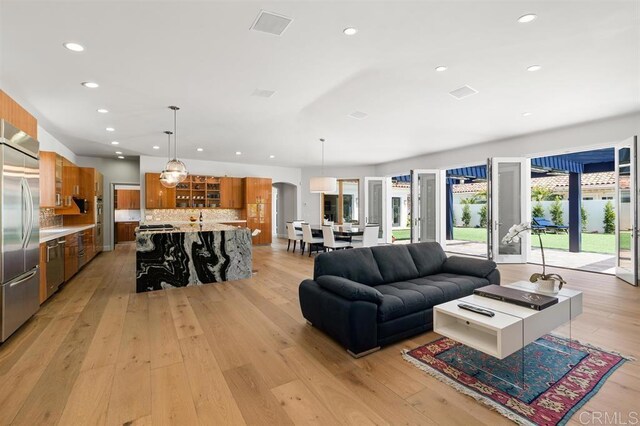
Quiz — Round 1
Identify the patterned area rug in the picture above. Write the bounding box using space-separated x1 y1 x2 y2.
403 335 631 426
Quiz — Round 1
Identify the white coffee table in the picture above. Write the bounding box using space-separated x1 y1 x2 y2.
434 281 582 359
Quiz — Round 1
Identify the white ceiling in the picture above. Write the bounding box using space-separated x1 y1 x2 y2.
1 1 638 167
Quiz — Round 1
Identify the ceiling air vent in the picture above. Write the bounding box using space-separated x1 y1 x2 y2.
250 10 293 36
251 89 276 98
348 111 368 120
449 85 479 100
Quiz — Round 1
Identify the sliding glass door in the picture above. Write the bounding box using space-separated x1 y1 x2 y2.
488 158 531 263
410 169 445 245
615 137 638 286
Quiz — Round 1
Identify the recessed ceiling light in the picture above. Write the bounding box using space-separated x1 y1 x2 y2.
269 155 275 159
196 148 204 152
117 156 125 159
236 151 242 155
517 14 537 23
527 65 542 72
115 151 123 154
522 112 533 117
106 127 115 132
343 27 358 36
152 145 160 150
81 81 99 88
435 66 448 72
97 108 109 114
63 42 84 52
111 141 119 145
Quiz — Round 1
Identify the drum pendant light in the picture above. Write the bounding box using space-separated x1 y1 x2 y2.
160 105 188 185
309 138 337 193
159 131 178 188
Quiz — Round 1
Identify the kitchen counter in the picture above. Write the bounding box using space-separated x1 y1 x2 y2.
135 225 252 293
141 220 247 226
40 224 96 243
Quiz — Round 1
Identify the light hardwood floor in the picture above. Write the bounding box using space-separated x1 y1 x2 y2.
0 241 638 425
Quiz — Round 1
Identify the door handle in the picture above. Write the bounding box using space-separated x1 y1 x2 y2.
8 267 38 287
46 243 58 262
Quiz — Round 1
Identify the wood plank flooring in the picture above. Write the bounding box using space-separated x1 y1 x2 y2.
0 241 638 425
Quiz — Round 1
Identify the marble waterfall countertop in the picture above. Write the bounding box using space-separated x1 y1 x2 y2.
135 225 252 293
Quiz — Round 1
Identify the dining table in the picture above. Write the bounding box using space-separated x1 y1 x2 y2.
294 224 367 241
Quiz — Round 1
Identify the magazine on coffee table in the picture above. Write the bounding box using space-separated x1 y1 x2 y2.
473 284 558 310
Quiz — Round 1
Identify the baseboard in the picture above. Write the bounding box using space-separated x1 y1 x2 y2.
347 346 381 358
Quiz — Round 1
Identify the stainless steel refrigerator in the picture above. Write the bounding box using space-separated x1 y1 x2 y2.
0 119 40 342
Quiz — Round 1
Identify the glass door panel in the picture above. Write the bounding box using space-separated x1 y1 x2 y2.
364 177 388 241
410 170 445 245
489 158 530 263
615 137 638 286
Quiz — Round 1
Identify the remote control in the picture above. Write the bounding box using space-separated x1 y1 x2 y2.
458 303 495 317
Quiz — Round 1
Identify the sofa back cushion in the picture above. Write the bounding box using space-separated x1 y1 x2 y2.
406 242 446 276
314 248 384 286
370 245 420 283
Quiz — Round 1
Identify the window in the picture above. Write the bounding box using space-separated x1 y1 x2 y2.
392 197 401 226
321 179 360 224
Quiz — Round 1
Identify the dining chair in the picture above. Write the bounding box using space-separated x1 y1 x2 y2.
286 222 302 252
351 225 379 248
302 224 324 257
322 225 351 250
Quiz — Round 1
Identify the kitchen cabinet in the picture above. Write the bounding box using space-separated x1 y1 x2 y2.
64 232 79 281
145 173 176 209
39 151 60 208
220 177 244 209
116 189 140 210
0 90 37 139
83 229 95 261
61 157 80 208
116 221 139 243
244 177 272 205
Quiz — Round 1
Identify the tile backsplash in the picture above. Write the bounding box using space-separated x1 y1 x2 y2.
145 209 241 223
40 208 63 229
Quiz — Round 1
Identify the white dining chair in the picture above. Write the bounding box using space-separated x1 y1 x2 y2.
286 222 302 253
302 224 324 257
352 225 379 248
322 225 351 251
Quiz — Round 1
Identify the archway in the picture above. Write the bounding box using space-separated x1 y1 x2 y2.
272 182 298 239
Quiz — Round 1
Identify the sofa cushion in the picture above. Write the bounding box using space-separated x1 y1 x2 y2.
370 245 420 283
314 248 384 286
406 242 446 277
376 274 490 322
442 256 497 278
316 276 384 305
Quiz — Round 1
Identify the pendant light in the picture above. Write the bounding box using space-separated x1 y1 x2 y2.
159 131 178 188
160 105 188 185
310 138 337 193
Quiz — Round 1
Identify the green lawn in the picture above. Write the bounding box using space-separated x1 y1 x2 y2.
450 227 627 254
392 229 411 240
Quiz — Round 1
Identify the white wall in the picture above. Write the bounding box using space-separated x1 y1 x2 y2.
38 125 77 163
376 112 640 176
300 165 377 225
139 154 302 218
76 156 140 250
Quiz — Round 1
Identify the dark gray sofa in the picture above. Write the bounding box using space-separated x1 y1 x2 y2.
299 242 500 357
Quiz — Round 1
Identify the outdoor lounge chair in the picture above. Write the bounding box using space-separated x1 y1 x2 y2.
532 217 569 234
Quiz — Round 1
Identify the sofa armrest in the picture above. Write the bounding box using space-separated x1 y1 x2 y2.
442 256 497 278
316 275 384 305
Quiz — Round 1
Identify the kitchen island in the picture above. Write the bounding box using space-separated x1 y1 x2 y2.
135 223 252 293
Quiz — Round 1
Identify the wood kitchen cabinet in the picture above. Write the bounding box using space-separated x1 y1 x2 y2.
116 189 140 210
244 177 272 205
40 151 58 208
220 177 244 209
61 157 79 207
64 233 79 281
244 177 272 245
116 221 139 243
145 173 176 209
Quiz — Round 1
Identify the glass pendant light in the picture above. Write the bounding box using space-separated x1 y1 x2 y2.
159 131 178 188
161 105 188 184
310 138 337 193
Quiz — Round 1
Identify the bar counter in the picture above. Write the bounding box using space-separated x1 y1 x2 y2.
135 223 252 293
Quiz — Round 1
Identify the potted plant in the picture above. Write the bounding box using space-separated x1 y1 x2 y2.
501 219 566 294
